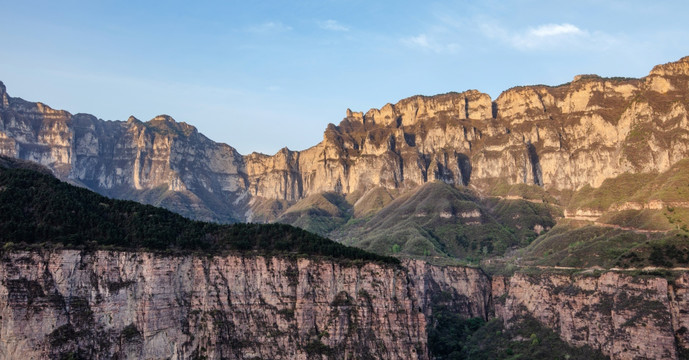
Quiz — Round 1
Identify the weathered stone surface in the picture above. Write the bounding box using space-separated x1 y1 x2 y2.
493 272 689 360
0 250 490 360
405 259 491 320
3 249 688 359
2 57 689 222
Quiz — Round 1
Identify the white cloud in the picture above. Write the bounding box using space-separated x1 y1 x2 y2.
247 22 292 34
405 34 431 48
318 19 349 32
479 21 615 51
529 23 583 37
401 33 459 54
511 23 586 50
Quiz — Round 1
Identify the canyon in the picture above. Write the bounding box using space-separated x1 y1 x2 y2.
2 57 689 359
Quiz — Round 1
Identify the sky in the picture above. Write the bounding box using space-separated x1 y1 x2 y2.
1 0 688 155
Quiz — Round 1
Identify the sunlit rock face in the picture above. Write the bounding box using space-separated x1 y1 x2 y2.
2 57 689 221
0 100 250 222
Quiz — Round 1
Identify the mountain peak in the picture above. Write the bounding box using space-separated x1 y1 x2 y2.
572 74 601 82
344 90 492 128
150 114 176 123
0 81 7 109
649 56 689 77
145 115 197 137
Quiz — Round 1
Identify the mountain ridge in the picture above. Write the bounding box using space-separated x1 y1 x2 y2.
0 160 681 359
4 58 689 359
2 57 689 223
2 57 689 262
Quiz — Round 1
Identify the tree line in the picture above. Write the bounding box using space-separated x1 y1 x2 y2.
0 165 398 265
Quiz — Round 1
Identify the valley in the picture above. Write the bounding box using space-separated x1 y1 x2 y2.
2 56 689 358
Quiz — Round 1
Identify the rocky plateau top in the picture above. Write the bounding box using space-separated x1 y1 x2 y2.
2 57 689 222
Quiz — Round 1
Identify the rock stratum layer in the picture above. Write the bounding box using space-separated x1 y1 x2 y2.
493 272 689 360
2 249 689 359
0 250 489 360
2 57 689 222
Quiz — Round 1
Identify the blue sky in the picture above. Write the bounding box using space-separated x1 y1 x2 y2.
1 1 688 154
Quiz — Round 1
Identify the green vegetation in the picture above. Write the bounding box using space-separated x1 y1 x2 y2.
244 198 291 223
489 181 558 204
303 340 334 356
620 235 689 268
273 181 561 265
273 160 683 268
351 186 395 218
597 209 674 231
522 224 647 268
483 197 558 246
459 316 607 360
277 192 352 236
333 182 531 262
630 158 689 203
567 159 689 219
566 172 656 212
427 306 607 360
500 160 689 271
0 163 398 265
428 311 485 358
120 324 142 342
515 221 689 269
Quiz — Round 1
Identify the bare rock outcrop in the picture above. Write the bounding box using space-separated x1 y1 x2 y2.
493 272 689 360
3 57 689 222
0 250 490 360
4 248 689 359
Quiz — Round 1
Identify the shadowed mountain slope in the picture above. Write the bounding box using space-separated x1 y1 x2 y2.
0 156 397 265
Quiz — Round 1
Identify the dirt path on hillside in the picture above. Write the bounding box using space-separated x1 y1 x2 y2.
558 215 669 235
491 195 546 204
591 221 669 234
531 265 689 272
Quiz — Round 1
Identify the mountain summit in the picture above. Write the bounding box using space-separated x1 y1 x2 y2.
1 57 689 258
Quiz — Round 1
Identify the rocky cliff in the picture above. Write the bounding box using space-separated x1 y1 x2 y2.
2 57 689 222
3 248 688 359
493 271 689 360
0 250 490 360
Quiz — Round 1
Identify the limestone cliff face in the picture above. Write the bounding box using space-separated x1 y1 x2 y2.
2 57 689 221
253 57 689 201
4 249 688 360
0 250 490 360
405 259 491 320
0 100 249 221
493 272 689 360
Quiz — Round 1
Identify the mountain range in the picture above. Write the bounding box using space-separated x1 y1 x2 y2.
2 57 689 263
2 57 689 359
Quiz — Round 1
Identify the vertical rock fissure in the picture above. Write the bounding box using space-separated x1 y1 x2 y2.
457 153 471 186
526 142 543 186
464 97 470 119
